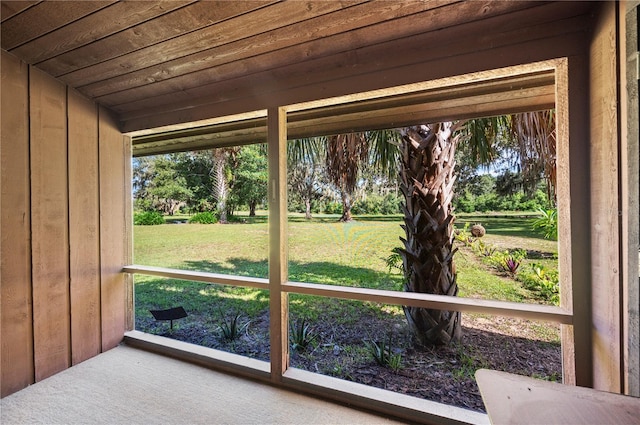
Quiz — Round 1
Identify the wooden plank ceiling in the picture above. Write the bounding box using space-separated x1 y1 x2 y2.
1 1 594 153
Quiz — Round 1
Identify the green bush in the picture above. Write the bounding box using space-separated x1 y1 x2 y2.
323 201 343 215
188 211 218 224
517 263 560 305
134 211 165 225
453 189 551 213
352 193 402 215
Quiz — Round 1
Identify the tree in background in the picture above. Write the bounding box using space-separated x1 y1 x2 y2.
396 112 556 346
132 155 192 215
230 144 268 216
210 147 239 223
325 133 369 222
287 137 331 219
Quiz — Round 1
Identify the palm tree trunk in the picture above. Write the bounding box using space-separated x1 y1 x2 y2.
339 187 353 222
211 149 228 223
304 198 312 219
398 124 461 346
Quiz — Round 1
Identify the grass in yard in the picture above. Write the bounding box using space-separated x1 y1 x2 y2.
134 212 560 345
135 212 559 306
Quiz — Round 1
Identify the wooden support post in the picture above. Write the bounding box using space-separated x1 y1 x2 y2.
620 1 640 397
589 1 622 393
268 107 288 381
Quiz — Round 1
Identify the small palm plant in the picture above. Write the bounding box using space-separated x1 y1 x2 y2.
532 208 558 240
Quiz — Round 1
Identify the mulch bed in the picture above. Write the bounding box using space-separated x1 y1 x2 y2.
138 308 561 413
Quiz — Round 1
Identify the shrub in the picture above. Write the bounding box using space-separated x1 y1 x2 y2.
134 211 165 225
454 223 474 246
488 249 526 274
188 211 218 224
517 263 560 305
323 201 342 215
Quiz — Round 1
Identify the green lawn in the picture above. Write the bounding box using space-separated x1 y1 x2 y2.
134 212 559 327
135 212 557 298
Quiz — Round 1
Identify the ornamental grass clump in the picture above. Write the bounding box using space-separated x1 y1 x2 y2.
218 310 248 341
365 333 403 372
290 318 318 352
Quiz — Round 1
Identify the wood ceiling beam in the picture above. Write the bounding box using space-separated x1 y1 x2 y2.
97 0 541 109
131 69 555 156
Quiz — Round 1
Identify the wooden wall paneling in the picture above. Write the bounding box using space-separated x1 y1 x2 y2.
38 1 276 78
108 1 588 116
10 1 194 65
29 66 70 382
0 50 34 397
268 107 288 381
1 1 39 22
1 1 115 51
556 55 591 385
589 1 622 393
68 88 101 365
98 106 127 351
621 1 640 396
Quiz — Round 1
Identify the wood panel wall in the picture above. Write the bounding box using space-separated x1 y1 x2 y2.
589 1 622 393
0 50 131 397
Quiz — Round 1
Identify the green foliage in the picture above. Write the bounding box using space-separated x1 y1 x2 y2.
452 345 488 380
385 247 404 274
365 334 402 372
323 201 343 215
532 208 558 240
188 212 218 224
218 310 249 341
517 263 560 305
352 193 402 215
454 222 475 246
134 211 165 225
488 249 526 274
230 145 268 215
454 188 550 213
290 318 318 351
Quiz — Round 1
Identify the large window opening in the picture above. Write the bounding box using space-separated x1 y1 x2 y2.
284 111 561 411
126 59 575 421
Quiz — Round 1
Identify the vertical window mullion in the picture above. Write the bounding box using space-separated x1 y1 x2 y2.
267 106 289 382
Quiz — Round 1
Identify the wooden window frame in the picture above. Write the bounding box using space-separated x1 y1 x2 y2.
124 58 585 423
